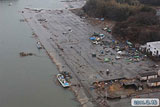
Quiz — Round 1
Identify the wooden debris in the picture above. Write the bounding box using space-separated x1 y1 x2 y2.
19 52 35 57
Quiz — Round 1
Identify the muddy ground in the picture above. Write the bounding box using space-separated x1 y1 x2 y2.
22 1 160 107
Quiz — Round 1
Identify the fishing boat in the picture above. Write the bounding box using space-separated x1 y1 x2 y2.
36 41 42 49
57 74 70 88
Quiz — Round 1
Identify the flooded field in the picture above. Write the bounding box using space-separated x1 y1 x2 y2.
0 0 79 107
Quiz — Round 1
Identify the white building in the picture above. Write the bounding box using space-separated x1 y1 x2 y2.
146 41 160 57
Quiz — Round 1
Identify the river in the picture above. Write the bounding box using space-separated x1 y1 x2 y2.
0 0 79 107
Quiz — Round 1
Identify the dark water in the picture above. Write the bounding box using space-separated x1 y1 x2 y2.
0 0 78 107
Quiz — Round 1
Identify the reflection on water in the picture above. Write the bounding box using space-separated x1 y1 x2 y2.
0 0 78 107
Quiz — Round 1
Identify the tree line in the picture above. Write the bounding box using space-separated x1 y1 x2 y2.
83 0 160 44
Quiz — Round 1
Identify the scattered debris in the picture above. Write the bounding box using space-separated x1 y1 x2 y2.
107 29 111 33
38 18 47 22
100 50 104 54
19 52 35 57
62 32 68 35
92 53 96 57
89 37 96 41
61 71 72 81
104 58 110 62
117 51 126 56
92 41 100 45
106 69 110 75
89 32 105 44
115 56 121 60
100 18 104 21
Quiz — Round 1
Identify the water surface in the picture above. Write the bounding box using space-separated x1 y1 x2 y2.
0 0 78 107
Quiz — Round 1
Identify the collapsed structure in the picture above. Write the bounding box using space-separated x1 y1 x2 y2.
138 72 158 81
147 77 160 87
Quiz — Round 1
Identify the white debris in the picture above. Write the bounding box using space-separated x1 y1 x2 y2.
115 56 121 60
9 3 12 6
117 51 126 55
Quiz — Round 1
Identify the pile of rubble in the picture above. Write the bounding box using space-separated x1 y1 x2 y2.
110 40 146 62
91 70 160 100
89 32 105 45
90 34 147 63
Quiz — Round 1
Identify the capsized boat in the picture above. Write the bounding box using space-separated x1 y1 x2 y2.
57 74 70 88
36 41 42 49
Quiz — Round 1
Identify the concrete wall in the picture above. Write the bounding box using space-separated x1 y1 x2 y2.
146 43 160 56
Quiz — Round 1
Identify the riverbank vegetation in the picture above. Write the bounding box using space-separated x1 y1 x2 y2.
83 0 155 21
83 0 160 44
113 12 160 44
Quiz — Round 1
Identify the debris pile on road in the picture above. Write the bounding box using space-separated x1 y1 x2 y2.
89 32 147 64
102 40 146 63
103 25 112 33
89 32 105 45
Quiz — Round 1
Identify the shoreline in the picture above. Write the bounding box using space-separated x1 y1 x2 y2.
21 1 160 106
21 9 97 107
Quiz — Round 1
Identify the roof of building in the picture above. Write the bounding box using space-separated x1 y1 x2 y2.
148 77 160 83
122 80 142 87
147 41 160 51
139 72 157 77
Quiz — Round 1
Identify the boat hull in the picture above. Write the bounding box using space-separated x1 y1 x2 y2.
36 42 42 49
57 74 70 88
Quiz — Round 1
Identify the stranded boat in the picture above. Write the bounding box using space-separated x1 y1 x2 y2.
36 41 42 49
57 74 70 88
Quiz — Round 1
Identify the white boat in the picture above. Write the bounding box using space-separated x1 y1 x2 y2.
57 74 70 88
36 41 42 49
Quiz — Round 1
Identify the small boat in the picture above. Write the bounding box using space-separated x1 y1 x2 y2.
36 41 42 49
57 74 70 88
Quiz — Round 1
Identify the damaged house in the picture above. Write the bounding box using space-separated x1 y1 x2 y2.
147 77 160 87
138 72 158 81
122 80 143 90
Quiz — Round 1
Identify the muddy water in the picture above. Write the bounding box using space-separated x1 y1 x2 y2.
0 0 78 107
